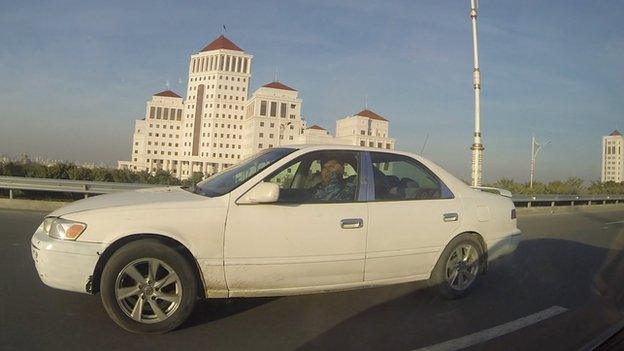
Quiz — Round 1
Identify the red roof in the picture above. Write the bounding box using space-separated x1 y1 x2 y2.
355 109 388 121
200 35 243 52
262 81 297 91
610 130 622 136
308 125 326 130
153 90 182 98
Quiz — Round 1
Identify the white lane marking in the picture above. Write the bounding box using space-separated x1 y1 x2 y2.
413 305 568 351
605 220 624 225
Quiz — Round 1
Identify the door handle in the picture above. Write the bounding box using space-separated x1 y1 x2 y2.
443 213 459 222
341 218 364 229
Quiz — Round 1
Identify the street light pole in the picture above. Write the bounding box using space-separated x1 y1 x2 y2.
529 135 550 188
469 0 484 187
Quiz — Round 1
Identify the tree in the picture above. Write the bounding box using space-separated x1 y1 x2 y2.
111 169 136 183
46 163 71 179
182 172 204 187
24 163 48 178
67 166 93 181
149 170 181 185
91 167 113 182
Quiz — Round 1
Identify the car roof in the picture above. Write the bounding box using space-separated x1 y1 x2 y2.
281 144 415 155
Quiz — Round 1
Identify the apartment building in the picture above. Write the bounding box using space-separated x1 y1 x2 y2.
602 130 624 182
119 35 395 179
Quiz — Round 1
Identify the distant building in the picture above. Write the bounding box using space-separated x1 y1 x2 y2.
118 35 395 179
602 130 624 182
241 81 306 159
334 109 395 149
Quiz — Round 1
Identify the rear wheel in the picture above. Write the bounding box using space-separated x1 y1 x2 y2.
431 234 484 299
100 239 197 334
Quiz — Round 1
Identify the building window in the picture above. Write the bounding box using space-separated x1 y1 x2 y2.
258 143 263 148
260 101 267 116
149 107 155 118
270 102 277 117
156 107 162 119
280 103 287 118
360 141 366 146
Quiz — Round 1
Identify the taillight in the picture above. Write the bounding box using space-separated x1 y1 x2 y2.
511 208 517 219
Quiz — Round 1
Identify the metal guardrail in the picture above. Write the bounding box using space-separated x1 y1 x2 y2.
1 176 624 208
0 176 158 199
512 194 624 207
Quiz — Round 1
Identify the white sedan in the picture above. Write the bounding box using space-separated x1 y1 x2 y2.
31 145 521 333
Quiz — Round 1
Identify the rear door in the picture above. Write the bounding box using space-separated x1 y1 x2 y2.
364 152 461 282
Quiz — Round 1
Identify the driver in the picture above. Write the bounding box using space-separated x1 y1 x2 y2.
310 159 356 201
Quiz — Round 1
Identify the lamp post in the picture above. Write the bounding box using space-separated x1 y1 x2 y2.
469 0 484 187
529 135 551 188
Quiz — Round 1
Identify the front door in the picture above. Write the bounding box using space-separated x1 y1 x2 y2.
224 150 367 296
364 152 461 282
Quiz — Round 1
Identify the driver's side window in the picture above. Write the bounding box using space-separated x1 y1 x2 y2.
265 151 360 203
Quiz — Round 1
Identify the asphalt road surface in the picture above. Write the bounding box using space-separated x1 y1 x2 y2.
2 208 624 350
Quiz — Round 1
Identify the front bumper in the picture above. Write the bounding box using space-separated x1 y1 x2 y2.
31 226 106 294
487 229 522 262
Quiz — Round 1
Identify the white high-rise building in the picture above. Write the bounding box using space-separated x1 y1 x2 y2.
117 91 184 175
242 81 305 158
119 35 395 179
602 130 624 182
334 109 395 149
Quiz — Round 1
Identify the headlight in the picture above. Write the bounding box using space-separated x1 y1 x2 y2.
42 217 87 241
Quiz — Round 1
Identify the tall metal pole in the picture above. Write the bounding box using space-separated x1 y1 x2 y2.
530 135 536 188
529 135 550 188
469 0 484 186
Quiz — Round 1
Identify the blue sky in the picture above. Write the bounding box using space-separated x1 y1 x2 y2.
0 0 622 182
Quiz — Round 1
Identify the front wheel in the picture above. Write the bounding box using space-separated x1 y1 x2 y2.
431 234 484 299
100 239 198 334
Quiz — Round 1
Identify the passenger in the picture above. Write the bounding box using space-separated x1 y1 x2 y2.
311 159 356 201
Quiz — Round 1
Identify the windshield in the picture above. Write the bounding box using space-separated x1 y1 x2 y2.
192 148 295 197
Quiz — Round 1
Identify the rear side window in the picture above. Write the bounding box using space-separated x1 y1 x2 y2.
370 152 453 201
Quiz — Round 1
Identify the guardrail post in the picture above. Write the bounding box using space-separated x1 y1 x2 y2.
588 200 592 206
83 184 89 199
527 201 531 208
551 201 555 207
9 189 13 200
571 201 575 207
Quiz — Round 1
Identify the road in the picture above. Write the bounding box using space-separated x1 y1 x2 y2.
2 208 624 350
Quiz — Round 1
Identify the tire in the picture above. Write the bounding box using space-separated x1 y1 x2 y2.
100 239 198 334
431 234 485 299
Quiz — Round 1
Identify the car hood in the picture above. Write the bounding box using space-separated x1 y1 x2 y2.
48 186 206 217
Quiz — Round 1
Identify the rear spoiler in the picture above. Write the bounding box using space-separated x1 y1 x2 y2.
471 186 513 198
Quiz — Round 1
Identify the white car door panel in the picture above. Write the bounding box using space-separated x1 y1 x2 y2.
364 152 461 282
366 200 461 281
224 150 367 294
224 203 367 292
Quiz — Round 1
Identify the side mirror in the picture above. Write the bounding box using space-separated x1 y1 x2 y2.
238 182 279 204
